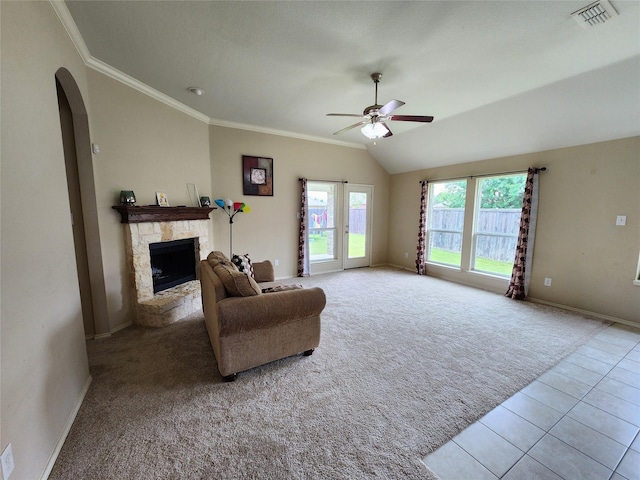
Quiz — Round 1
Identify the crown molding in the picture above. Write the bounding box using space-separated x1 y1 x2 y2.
49 0 227 124
85 56 210 123
50 0 365 149
49 0 91 62
208 118 366 149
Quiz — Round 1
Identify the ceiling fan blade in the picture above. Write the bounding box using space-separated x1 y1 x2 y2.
388 114 434 123
332 120 368 135
379 99 405 116
326 113 366 118
383 124 393 138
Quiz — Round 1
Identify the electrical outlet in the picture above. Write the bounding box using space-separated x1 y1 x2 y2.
274 259 279 266
1 443 15 480
544 278 552 286
616 215 627 226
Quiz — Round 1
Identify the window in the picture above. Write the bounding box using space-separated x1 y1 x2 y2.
427 180 467 267
472 174 526 276
308 182 337 262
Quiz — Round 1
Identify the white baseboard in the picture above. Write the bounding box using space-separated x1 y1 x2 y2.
383 264 637 327
371 262 400 268
385 263 415 272
527 297 638 327
88 320 132 340
41 375 92 479
613 318 640 330
111 321 132 334
274 274 296 281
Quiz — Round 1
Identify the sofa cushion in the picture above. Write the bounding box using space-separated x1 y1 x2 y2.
207 251 237 270
231 253 255 278
213 264 261 297
252 260 275 283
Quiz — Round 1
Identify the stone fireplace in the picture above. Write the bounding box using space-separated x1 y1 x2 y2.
113 206 215 327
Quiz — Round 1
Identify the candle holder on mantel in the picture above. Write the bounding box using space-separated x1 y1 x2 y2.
214 198 251 257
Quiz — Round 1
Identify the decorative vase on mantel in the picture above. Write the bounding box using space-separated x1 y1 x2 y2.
119 190 136 206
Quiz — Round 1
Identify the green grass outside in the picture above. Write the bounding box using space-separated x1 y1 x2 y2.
309 233 365 258
309 233 327 256
347 234 365 258
308 235 509 273
429 248 513 276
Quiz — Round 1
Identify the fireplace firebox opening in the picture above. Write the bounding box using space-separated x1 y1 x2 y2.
149 238 197 294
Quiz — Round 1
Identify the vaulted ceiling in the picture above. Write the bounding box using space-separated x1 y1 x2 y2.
64 0 640 174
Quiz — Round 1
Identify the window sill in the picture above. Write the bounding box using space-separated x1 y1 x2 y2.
426 261 461 272
467 270 510 281
633 280 640 287
426 262 510 281
424 262 508 294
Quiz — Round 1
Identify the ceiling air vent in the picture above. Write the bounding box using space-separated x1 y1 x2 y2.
571 0 618 28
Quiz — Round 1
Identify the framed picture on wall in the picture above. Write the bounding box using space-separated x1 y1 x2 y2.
242 155 273 196
156 191 169 206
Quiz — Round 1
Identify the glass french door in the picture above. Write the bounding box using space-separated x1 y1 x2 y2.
307 182 372 273
343 184 372 269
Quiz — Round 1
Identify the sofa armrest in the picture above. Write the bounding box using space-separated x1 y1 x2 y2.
217 287 326 336
253 260 275 283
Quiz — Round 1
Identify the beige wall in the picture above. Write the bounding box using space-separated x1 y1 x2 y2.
389 137 640 324
1 2 91 479
208 126 389 277
87 70 212 331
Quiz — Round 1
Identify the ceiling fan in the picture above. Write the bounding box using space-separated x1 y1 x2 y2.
327 72 434 139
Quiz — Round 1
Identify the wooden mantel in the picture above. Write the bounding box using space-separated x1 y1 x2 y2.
112 205 216 224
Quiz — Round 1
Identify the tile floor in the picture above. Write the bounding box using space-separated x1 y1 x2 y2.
423 323 640 480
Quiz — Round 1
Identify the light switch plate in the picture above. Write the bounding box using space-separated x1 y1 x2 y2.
616 215 627 226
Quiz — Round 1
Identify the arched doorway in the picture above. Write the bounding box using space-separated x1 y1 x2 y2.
55 68 110 337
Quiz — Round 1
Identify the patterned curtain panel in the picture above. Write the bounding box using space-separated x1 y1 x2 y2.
416 180 428 275
506 167 540 300
297 178 310 277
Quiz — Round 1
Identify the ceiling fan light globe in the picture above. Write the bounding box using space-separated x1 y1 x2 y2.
361 122 388 139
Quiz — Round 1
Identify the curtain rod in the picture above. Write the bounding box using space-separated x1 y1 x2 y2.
299 178 348 183
419 167 546 184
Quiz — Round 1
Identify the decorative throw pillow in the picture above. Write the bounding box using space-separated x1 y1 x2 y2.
231 253 254 278
213 264 261 297
261 284 304 294
207 251 237 270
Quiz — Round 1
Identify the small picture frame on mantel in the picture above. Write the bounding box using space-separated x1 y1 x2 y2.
156 191 169 207
242 155 273 196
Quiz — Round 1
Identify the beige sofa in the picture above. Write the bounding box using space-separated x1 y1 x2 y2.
200 251 326 381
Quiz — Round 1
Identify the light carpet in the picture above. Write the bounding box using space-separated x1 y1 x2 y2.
50 267 609 479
